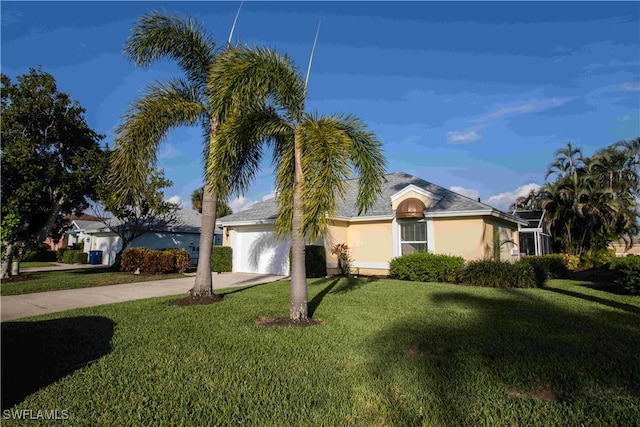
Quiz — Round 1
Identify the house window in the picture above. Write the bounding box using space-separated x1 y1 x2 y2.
400 221 427 255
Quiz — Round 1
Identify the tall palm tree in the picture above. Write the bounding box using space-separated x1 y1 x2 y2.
207 46 386 319
109 11 229 296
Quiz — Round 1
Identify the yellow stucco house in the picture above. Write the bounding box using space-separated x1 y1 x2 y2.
218 172 528 276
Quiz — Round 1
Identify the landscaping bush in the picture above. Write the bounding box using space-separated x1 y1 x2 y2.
330 243 352 276
459 259 543 288
290 245 327 278
522 254 568 279
121 248 190 274
56 247 68 262
61 250 87 264
21 244 57 262
211 246 232 273
121 248 150 273
140 251 175 274
560 253 580 270
611 255 640 295
389 253 465 283
163 249 191 274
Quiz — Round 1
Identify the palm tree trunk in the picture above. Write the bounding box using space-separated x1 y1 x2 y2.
192 187 218 296
290 130 308 320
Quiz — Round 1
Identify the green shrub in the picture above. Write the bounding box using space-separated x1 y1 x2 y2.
522 254 568 279
55 247 68 262
61 250 87 264
211 246 232 273
121 248 150 273
389 253 465 283
459 259 542 288
290 245 327 278
580 248 615 269
611 255 640 295
330 243 352 276
22 244 57 262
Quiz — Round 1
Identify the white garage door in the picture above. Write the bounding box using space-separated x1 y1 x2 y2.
232 227 290 275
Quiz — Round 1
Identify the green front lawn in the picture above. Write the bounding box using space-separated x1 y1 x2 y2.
2 278 639 425
0 269 186 296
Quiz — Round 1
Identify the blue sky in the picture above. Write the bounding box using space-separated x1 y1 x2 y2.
2 1 639 212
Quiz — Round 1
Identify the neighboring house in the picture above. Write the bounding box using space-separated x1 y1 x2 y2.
610 235 640 257
218 172 528 276
513 209 553 256
66 208 222 265
43 214 104 250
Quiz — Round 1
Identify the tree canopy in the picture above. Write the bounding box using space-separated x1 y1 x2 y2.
1 68 105 276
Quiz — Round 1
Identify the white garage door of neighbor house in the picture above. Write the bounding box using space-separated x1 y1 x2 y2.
232 227 290 275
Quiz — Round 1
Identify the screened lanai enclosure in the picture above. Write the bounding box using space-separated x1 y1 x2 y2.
514 210 553 256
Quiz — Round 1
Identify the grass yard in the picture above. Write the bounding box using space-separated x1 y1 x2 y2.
2 278 639 426
0 269 186 296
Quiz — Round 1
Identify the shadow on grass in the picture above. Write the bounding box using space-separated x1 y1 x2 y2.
544 286 640 315
366 290 640 425
1 316 114 411
308 277 378 317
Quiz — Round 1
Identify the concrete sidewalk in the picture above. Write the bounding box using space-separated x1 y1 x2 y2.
1 273 285 322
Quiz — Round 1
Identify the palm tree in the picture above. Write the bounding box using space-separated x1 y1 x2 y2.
109 11 229 296
207 46 386 320
191 186 233 217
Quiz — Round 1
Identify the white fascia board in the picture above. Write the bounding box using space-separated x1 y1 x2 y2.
490 210 529 226
331 215 394 223
217 219 276 227
424 209 493 218
390 184 443 202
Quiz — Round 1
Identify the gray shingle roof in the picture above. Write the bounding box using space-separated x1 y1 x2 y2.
73 208 209 234
219 172 524 225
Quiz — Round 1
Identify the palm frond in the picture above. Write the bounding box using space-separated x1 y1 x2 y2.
207 45 305 124
109 79 206 205
124 10 216 89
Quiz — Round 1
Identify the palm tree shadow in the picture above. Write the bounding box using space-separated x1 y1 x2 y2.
308 277 377 317
543 286 640 314
366 290 640 425
1 316 115 410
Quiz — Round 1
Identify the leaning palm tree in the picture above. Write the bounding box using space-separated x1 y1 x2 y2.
207 46 386 320
109 11 240 296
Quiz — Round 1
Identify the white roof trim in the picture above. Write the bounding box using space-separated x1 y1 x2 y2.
218 219 276 227
390 184 443 202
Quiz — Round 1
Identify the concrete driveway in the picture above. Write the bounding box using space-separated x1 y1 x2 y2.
1 272 285 322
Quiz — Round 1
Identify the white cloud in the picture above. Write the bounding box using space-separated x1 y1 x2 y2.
475 98 570 123
229 196 255 213
446 129 483 144
449 186 480 200
618 82 640 92
484 183 541 211
166 195 184 207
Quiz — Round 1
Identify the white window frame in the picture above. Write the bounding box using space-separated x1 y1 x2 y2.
392 218 436 257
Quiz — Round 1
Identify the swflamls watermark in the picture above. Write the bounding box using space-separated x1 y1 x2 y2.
2 409 69 421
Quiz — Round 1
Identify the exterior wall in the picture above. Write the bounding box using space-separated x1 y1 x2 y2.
610 240 640 256
482 218 520 262
325 220 393 273
432 217 486 260
347 220 393 269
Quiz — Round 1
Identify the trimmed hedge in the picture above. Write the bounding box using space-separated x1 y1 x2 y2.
121 248 150 272
121 247 190 274
22 244 57 262
211 246 232 273
56 248 68 262
459 259 544 288
290 245 326 278
389 253 465 283
611 255 640 295
61 250 87 264
521 254 568 280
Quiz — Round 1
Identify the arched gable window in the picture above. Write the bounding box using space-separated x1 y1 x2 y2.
396 198 427 255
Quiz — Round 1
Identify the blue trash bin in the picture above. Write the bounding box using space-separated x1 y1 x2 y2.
89 250 103 265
